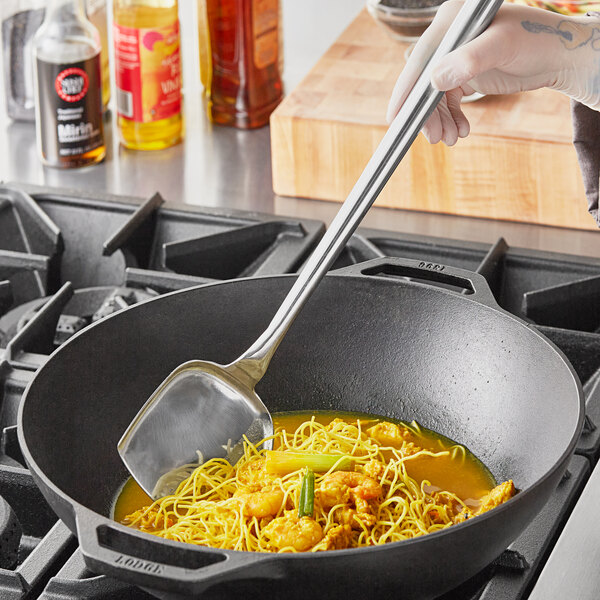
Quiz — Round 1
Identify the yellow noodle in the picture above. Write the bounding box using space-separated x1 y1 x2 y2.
122 418 478 552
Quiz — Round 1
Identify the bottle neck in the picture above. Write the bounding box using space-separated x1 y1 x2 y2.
44 0 87 23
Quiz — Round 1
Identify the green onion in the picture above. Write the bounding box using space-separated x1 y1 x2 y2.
298 468 315 518
265 451 354 475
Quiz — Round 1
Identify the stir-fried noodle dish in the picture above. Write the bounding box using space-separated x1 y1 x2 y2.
116 413 516 553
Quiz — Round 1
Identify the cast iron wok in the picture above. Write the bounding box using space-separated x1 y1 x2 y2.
18 258 584 600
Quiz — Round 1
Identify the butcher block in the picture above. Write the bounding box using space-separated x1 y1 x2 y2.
270 8 593 230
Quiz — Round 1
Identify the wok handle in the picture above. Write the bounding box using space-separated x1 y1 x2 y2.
333 257 500 308
77 516 282 594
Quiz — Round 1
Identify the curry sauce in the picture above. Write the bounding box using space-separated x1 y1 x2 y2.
113 411 497 522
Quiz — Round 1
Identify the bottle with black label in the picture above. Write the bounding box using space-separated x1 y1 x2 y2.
33 0 105 168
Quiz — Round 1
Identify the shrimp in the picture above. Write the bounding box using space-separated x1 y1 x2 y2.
318 471 382 512
234 488 284 518
263 515 323 552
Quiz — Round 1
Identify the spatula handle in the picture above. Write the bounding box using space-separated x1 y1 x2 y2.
232 0 504 382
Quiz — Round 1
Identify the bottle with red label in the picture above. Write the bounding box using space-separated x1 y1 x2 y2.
198 0 283 129
32 0 105 168
113 0 183 151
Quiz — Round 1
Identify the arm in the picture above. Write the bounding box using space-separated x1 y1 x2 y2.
387 1 600 145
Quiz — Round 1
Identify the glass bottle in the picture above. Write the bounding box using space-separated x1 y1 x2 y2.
32 0 106 168
85 0 110 112
1 0 47 121
113 0 183 151
1 0 110 121
198 0 284 129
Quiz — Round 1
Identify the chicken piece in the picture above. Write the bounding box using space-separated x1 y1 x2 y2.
234 488 284 518
367 422 421 456
325 418 348 431
322 524 353 550
478 480 516 513
454 480 516 524
122 507 174 532
363 459 386 481
367 422 407 446
263 515 323 552
454 509 472 524
236 458 276 491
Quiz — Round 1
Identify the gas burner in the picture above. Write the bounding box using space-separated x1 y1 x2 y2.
0 287 156 348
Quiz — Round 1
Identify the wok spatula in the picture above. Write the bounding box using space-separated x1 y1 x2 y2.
118 0 504 500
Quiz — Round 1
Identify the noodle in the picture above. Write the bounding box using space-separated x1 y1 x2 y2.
119 415 512 553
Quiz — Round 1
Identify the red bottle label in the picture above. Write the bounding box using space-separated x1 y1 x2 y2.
114 21 181 123
54 67 90 102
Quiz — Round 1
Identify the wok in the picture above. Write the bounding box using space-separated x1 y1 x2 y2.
18 258 584 600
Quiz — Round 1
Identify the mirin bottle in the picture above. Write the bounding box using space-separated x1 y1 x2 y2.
33 0 105 168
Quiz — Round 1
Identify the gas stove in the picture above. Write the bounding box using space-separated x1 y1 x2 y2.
1 183 599 599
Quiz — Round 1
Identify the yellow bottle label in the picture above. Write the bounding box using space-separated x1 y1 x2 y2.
114 20 181 123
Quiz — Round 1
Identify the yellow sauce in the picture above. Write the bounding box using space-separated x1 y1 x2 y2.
113 411 495 522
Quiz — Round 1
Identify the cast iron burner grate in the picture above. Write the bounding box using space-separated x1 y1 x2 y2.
0 183 324 344
0 184 599 599
0 286 157 349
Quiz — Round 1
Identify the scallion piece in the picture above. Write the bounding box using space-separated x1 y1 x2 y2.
298 468 315 518
265 451 354 475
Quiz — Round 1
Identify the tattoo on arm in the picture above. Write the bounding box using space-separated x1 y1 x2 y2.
521 19 600 50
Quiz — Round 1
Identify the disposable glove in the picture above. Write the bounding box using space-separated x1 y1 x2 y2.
386 0 600 146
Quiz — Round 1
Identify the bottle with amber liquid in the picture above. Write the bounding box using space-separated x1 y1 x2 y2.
32 0 106 168
113 0 183 150
85 0 111 111
198 0 283 129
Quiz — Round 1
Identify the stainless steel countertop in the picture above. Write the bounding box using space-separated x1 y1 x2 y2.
0 0 367 215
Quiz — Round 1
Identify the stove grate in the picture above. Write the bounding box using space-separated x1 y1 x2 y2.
0 185 598 599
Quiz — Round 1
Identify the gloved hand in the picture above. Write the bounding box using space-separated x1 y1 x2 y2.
386 0 600 146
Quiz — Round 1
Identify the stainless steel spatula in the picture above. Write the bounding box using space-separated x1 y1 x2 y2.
118 0 504 499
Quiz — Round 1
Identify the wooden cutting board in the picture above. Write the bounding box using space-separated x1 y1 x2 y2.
270 8 594 230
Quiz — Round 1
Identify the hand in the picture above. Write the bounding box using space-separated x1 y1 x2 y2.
386 0 600 146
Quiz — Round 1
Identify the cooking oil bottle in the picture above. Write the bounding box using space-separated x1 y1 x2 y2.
32 0 106 168
113 0 182 150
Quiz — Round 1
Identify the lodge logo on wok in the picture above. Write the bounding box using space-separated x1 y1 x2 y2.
114 554 164 574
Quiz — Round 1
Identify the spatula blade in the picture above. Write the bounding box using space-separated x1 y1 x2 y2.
118 361 273 498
